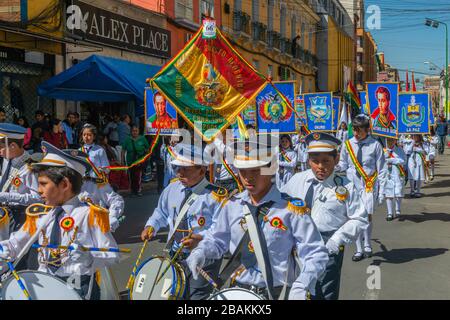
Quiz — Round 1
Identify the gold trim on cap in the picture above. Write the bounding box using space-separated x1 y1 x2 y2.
40 159 66 165
307 144 337 149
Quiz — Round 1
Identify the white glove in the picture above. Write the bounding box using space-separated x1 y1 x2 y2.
109 216 120 232
288 286 308 300
325 239 340 255
70 243 93 267
0 244 11 260
379 194 385 204
186 249 205 280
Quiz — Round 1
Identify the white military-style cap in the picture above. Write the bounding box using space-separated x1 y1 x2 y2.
170 143 212 167
31 141 91 176
305 132 342 153
232 139 276 169
0 123 27 140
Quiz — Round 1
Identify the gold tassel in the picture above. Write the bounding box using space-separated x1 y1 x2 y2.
88 204 110 234
95 269 101 286
22 214 38 236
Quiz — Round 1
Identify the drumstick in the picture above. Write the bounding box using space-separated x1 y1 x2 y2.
31 243 131 253
197 266 219 291
126 238 149 290
155 230 193 285
7 261 32 300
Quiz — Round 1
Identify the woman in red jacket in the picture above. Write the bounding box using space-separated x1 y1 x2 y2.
43 118 68 149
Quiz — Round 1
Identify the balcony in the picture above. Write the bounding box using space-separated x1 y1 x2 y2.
233 10 251 35
267 31 281 50
251 22 267 42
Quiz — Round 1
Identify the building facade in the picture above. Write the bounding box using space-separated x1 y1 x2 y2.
0 0 170 125
423 75 440 115
0 0 63 123
363 31 377 84
316 0 355 93
218 0 319 93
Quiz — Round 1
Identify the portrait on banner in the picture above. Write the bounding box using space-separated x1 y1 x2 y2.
145 88 178 135
367 82 399 137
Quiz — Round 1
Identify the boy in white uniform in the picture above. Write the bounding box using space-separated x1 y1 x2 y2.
282 132 368 299
379 138 407 221
335 115 385 261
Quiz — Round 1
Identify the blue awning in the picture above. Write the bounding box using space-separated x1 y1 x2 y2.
37 55 161 105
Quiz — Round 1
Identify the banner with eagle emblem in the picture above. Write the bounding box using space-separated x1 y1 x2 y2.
256 81 296 134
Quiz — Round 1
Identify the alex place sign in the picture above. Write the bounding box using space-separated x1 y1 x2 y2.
66 1 170 58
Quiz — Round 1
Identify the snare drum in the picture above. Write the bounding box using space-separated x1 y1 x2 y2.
1 270 82 300
208 288 265 300
130 256 186 300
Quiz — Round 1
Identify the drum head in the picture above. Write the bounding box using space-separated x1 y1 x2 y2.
1 270 82 300
208 288 265 300
131 256 185 300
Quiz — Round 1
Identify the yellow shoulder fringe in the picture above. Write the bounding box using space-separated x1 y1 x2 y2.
287 201 310 216
87 202 110 234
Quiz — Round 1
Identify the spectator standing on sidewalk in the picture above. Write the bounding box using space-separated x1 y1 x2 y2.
121 125 149 196
103 114 120 147
15 116 32 150
436 114 448 154
118 114 131 145
43 118 68 149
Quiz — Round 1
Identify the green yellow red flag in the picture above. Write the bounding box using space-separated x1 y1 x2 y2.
150 26 268 141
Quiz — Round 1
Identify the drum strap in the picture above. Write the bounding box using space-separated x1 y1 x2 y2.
164 178 210 252
244 204 275 300
217 201 275 299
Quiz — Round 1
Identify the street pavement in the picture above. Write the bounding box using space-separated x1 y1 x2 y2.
110 149 450 300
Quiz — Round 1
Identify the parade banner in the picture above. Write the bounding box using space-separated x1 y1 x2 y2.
304 92 333 132
429 93 435 125
256 81 296 134
295 95 307 130
366 82 399 138
332 96 341 131
150 25 267 142
398 92 429 134
241 103 257 125
360 91 370 114
144 88 178 135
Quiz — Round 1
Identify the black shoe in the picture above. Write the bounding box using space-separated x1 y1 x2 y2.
414 193 421 198
386 215 393 221
352 253 364 262
363 250 373 258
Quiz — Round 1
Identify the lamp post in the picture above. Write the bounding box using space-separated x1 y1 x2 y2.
425 18 448 118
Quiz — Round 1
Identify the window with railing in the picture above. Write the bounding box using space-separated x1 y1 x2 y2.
175 0 193 21
252 22 267 41
233 11 251 34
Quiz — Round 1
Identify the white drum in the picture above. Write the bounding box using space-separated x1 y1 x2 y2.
98 267 120 300
208 288 265 300
130 256 186 300
1 270 82 300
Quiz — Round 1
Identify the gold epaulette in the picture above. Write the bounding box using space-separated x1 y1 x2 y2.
23 203 53 235
84 199 110 234
0 207 10 229
211 186 228 203
285 198 310 216
170 177 180 184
